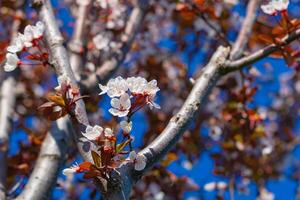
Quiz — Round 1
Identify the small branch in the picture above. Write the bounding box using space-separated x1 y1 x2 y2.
0 9 23 200
68 0 92 80
81 0 150 90
230 0 259 60
139 46 230 170
224 27 300 73
38 0 93 162
15 117 73 200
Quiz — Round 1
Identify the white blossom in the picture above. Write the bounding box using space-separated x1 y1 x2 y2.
126 77 160 109
109 93 131 117
120 120 132 133
4 53 20 72
32 21 45 39
128 151 147 171
217 181 227 190
261 0 289 15
62 163 80 176
99 76 128 97
104 127 114 137
204 182 216 191
82 125 103 140
257 188 275 200
204 181 227 191
126 77 148 94
4 21 45 72
209 126 222 141
7 37 24 53
55 74 71 91
261 4 277 15
143 80 161 109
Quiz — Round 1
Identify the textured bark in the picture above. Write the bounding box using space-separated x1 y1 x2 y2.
38 0 93 162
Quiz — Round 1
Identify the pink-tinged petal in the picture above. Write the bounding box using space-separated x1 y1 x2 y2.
110 98 121 109
120 121 132 133
120 93 131 110
99 84 108 95
109 108 129 117
261 4 277 15
104 128 113 137
93 125 103 134
4 53 20 72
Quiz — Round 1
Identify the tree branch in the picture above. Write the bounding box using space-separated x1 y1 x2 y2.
230 0 259 60
224 27 300 73
139 46 230 169
38 0 93 162
80 0 150 90
0 10 23 199
68 0 92 80
139 26 300 173
15 117 73 200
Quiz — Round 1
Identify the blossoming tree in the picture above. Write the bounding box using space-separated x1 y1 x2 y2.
1 0 300 199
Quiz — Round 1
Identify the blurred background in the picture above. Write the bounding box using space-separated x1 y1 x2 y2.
2 0 300 199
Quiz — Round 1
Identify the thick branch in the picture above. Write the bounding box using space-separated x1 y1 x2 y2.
38 0 93 162
15 117 73 200
0 77 17 200
139 46 230 169
230 0 259 60
68 0 92 80
81 0 150 90
139 26 300 173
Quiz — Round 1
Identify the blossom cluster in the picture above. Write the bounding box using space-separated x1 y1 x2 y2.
4 21 45 72
99 76 160 118
261 0 289 15
82 125 114 141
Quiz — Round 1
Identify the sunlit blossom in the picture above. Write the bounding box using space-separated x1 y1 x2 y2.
4 53 20 72
109 93 131 117
120 120 132 133
62 163 81 176
82 125 104 141
128 151 147 171
261 0 289 15
99 76 128 97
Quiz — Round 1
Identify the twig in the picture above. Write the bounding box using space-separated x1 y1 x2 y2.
68 0 92 80
224 27 300 73
230 0 259 60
